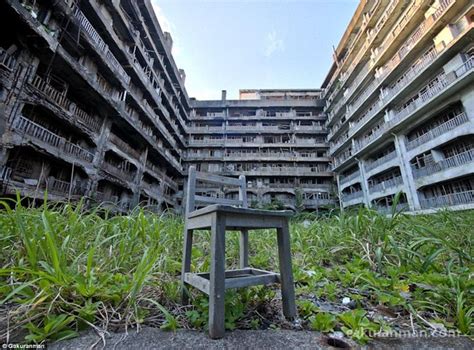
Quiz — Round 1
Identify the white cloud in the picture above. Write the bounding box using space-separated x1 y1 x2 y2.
151 1 182 58
151 1 174 34
264 30 285 57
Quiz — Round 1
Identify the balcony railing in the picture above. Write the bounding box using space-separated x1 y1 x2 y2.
354 123 387 152
365 151 397 172
303 198 335 206
342 190 364 202
30 75 101 132
326 0 401 104
420 190 474 209
375 203 408 214
69 4 130 84
13 116 94 162
189 125 224 132
109 133 141 160
102 162 135 182
340 170 361 186
141 181 163 198
0 166 12 182
329 0 456 127
368 175 403 194
0 48 17 71
406 112 469 151
388 58 473 128
46 178 88 196
412 148 474 179
189 139 224 145
225 166 330 175
353 58 474 156
145 162 178 190
383 47 439 103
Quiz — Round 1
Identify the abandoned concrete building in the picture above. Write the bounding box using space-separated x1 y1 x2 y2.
186 89 334 210
324 0 474 213
1 0 473 214
0 0 187 212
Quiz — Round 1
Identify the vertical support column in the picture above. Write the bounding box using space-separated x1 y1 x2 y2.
336 174 344 211
133 146 148 207
88 117 111 197
461 89 474 122
209 212 226 339
277 219 297 319
358 159 370 207
394 134 421 211
238 174 249 269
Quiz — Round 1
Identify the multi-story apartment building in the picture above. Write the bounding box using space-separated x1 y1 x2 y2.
323 0 474 213
186 89 336 211
0 0 188 212
2 0 473 214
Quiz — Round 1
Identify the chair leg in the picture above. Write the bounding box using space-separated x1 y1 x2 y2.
239 229 249 269
180 227 193 305
209 213 226 339
276 221 297 319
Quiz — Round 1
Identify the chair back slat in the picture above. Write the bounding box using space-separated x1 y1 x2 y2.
194 195 243 206
195 171 241 186
185 166 247 217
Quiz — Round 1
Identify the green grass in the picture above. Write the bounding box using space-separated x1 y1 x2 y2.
0 196 473 344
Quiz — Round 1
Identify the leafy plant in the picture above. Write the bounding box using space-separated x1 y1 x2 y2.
310 312 336 332
338 309 379 344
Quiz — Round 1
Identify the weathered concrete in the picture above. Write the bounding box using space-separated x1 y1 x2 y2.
49 327 474 350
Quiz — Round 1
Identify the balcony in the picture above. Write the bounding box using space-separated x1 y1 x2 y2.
12 116 94 163
189 139 224 146
101 161 135 182
354 123 387 153
388 58 474 129
326 0 402 105
146 162 178 191
141 181 163 199
375 203 408 214
68 4 130 84
349 100 381 138
329 0 458 128
340 170 361 187
342 190 364 203
189 125 224 132
30 75 101 132
406 112 469 151
0 48 16 71
303 198 335 207
1 166 12 182
412 148 474 179
364 151 397 173
353 58 474 156
46 178 88 196
368 175 403 194
225 166 331 176
330 134 350 154
420 190 474 209
109 133 141 160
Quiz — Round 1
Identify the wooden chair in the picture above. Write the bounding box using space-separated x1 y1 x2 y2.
181 166 297 339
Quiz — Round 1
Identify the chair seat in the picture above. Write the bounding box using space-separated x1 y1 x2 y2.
188 204 293 219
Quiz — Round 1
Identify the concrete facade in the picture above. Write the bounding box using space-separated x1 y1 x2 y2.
0 0 187 213
1 0 473 214
186 90 336 211
323 0 474 213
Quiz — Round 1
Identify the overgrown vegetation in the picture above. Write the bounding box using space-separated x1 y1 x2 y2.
0 195 473 344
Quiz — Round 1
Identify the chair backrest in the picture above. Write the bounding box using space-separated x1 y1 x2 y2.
185 166 247 217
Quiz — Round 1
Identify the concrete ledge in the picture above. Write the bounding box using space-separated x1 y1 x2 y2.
48 327 474 350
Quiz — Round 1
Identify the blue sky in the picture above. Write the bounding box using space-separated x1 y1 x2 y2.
152 0 358 100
